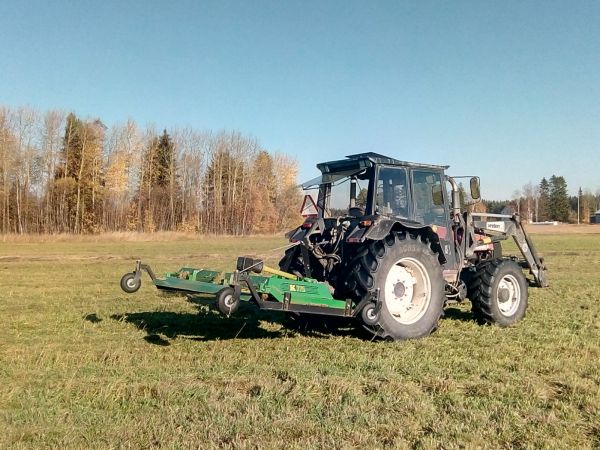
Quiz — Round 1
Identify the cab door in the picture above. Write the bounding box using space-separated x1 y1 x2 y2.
410 169 457 268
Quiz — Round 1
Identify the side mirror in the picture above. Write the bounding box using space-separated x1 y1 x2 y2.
470 177 481 200
432 184 444 206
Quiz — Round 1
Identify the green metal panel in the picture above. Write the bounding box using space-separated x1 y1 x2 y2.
173 268 220 283
165 269 215 279
153 266 346 311
153 268 268 300
222 273 270 287
153 277 224 294
260 276 347 309
154 267 223 294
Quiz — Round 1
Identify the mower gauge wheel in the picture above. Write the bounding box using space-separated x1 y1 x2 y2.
361 303 379 326
120 272 141 293
216 287 239 316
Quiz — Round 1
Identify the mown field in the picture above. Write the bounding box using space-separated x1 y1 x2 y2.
1 231 599 449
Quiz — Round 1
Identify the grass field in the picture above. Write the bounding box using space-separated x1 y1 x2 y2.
1 231 599 449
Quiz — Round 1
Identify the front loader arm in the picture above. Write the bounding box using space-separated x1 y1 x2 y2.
471 213 549 288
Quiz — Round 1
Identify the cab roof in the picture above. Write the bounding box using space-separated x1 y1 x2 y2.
316 152 449 174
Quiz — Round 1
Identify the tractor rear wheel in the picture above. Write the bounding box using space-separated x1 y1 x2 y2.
347 232 445 340
470 259 528 326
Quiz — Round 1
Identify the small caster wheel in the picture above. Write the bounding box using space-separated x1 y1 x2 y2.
216 287 239 316
361 302 379 326
120 272 141 293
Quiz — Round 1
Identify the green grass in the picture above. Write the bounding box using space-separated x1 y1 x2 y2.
1 234 599 449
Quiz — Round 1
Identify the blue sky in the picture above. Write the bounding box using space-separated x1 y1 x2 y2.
1 0 598 200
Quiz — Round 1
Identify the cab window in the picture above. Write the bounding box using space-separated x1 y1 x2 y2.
376 167 408 218
412 170 446 226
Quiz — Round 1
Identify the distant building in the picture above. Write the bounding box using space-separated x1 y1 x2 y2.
591 209 600 224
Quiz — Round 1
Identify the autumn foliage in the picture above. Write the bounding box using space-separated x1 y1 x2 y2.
0 106 301 234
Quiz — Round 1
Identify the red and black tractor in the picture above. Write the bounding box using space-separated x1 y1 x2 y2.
279 152 548 340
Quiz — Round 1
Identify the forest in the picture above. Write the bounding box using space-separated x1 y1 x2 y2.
0 105 301 234
1 104 598 235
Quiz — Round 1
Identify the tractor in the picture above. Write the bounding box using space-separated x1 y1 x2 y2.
120 152 547 340
278 152 548 339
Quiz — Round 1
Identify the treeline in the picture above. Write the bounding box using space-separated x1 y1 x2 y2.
485 176 600 223
0 105 301 234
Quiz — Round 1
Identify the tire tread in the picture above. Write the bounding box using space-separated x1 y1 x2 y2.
345 230 445 339
471 259 528 325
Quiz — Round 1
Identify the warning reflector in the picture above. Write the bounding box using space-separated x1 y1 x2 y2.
300 194 318 218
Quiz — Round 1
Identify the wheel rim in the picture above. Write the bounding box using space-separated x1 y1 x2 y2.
223 294 234 308
367 308 377 320
126 278 137 289
365 306 377 321
497 274 521 316
384 257 432 325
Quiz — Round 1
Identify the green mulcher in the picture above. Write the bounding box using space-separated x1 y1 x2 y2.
120 256 354 318
120 152 548 341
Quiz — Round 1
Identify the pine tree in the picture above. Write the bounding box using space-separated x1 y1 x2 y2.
549 175 569 222
54 113 105 233
484 200 510 214
151 130 176 189
136 129 180 231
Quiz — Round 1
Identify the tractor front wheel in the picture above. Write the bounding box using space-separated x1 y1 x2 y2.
470 259 528 326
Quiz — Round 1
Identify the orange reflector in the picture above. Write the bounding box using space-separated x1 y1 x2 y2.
359 220 373 227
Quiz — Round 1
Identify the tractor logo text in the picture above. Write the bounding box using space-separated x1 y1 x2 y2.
288 284 306 292
486 221 506 232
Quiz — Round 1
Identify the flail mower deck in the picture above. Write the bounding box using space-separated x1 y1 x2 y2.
120 257 371 318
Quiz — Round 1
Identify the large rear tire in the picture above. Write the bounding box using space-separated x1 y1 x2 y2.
470 259 528 326
347 232 445 340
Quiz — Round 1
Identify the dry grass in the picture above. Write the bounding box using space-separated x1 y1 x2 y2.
0 231 286 244
1 234 599 449
2 222 598 244
525 223 600 234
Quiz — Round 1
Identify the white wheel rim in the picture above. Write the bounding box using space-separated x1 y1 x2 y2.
384 257 432 325
126 278 136 288
365 306 376 321
223 294 234 308
497 274 521 316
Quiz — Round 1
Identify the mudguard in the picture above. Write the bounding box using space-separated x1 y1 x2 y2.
362 217 447 264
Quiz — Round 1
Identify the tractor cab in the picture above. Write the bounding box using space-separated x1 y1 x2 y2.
297 153 479 269
301 152 469 225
